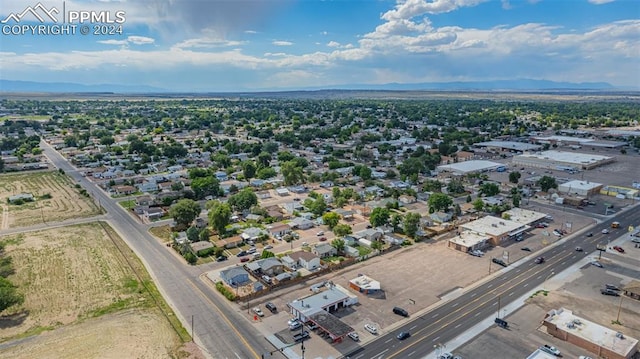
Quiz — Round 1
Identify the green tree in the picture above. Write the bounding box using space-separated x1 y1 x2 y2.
184 252 197 265
169 199 201 227
191 176 221 200
186 225 200 242
333 223 352 237
512 193 521 207
281 161 305 185
228 188 258 212
509 171 521 184
479 183 500 197
331 238 345 253
391 214 402 233
0 277 24 312
261 250 275 259
466 194 472 203
472 198 485 212
257 167 277 179
307 196 327 217
428 193 453 212
242 161 256 180
207 200 231 234
423 179 443 192
198 228 211 242
447 180 465 194
322 212 340 229
257 152 272 168
403 212 421 239
537 176 558 192
369 207 390 227
371 240 383 251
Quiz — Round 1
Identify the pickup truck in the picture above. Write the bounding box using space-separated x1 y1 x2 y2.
540 345 561 356
293 331 310 342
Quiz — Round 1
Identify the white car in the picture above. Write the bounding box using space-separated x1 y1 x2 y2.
364 324 378 334
347 332 360 341
602 229 610 234
252 307 264 317
439 353 453 359
316 231 324 236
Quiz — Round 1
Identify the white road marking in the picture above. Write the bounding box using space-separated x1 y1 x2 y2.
452 303 458 308
492 302 497 306
408 351 416 356
475 312 482 317
523 283 529 288
509 292 515 297
537 275 542 279
515 269 521 273
410 325 417 330
455 323 462 329
561 261 566 265
487 284 493 288
385 338 393 344
470 293 476 298
377 349 389 357
432 336 440 342
433 313 439 318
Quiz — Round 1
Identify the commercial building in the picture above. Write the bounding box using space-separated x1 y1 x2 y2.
525 349 558 359
437 160 504 175
348 275 381 295
474 141 542 153
558 180 603 197
502 208 547 226
459 216 528 246
512 150 614 170
600 185 639 199
543 308 638 359
448 231 489 253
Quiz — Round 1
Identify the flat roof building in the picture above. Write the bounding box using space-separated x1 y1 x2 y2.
475 141 542 153
558 180 603 197
460 216 528 246
502 208 547 226
448 231 489 253
543 308 638 359
348 275 381 295
512 150 614 170
437 160 503 175
525 349 558 359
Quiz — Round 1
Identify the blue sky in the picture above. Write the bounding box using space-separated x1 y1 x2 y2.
1 0 639 91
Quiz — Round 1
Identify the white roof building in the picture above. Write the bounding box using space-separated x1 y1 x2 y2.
437 160 503 175
448 231 489 252
543 308 639 359
460 216 528 245
502 208 548 226
475 141 542 152
558 180 603 196
512 150 613 170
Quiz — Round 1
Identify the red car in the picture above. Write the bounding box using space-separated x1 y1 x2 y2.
319 237 327 242
613 246 625 253
240 256 250 262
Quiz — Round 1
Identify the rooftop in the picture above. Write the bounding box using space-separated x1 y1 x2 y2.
514 150 612 165
544 308 639 357
289 285 355 316
502 208 548 225
449 231 489 248
349 275 381 291
558 180 603 191
475 141 542 151
460 216 527 237
437 160 503 174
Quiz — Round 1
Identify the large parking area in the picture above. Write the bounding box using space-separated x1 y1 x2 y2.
456 234 640 359
234 205 600 358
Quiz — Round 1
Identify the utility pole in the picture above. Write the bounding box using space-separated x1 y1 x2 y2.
616 295 624 323
191 315 194 342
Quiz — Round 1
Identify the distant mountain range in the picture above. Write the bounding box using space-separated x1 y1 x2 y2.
0 78 624 94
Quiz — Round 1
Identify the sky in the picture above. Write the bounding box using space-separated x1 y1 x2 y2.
0 0 639 91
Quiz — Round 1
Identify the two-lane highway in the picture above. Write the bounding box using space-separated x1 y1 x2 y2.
348 205 640 359
40 140 272 359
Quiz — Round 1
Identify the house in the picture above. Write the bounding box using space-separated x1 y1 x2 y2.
289 251 321 271
213 235 244 249
266 205 285 220
136 195 153 206
275 272 293 283
430 211 453 224
241 227 267 242
343 246 360 257
245 258 285 276
268 223 291 238
313 243 337 258
138 181 159 193
143 207 164 220
112 185 136 195
219 267 250 287
289 217 315 230
353 228 383 242
190 241 214 256
334 209 354 220
398 195 416 204
276 187 290 196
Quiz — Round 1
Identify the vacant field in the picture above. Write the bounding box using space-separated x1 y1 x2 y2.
0 171 100 228
0 222 200 359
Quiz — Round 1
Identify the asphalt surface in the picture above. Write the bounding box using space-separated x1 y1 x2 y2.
39 140 274 359
346 205 640 359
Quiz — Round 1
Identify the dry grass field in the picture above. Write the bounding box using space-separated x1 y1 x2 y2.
0 222 201 359
0 171 101 228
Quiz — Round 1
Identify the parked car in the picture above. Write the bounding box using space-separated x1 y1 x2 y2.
293 330 310 342
287 318 299 326
552 229 562 237
613 246 625 253
535 257 545 264
319 237 327 241
252 307 264 317
289 321 302 331
306 321 318 330
216 255 228 262
347 332 360 341
605 284 620 291
469 249 484 257
240 256 250 263
263 245 273 250
364 324 378 334
601 288 620 296
265 302 277 313
492 258 508 267
438 353 453 359
540 344 561 356
396 331 411 340
236 250 247 257
521 247 532 252
579 356 594 359
393 306 409 317
316 231 324 236
591 261 604 268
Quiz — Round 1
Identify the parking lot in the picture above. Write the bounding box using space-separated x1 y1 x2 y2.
455 234 640 359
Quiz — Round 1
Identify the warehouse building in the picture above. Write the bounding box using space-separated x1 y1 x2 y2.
459 216 528 246
543 308 638 359
437 160 503 176
448 231 489 253
502 208 547 226
512 150 614 170
474 141 542 153
558 180 603 197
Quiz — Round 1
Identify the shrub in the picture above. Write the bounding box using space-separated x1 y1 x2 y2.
215 281 236 301
184 252 197 264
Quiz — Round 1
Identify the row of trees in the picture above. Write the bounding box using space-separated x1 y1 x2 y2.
0 243 24 313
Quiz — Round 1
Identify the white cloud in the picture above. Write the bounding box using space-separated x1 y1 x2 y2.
327 41 341 48
382 0 487 21
98 39 129 46
127 36 155 45
173 38 245 49
272 40 293 46
588 0 615 4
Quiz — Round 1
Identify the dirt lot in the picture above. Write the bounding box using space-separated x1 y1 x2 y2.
456 246 640 359
0 171 100 228
0 222 200 359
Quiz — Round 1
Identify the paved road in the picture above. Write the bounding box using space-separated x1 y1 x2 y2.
346 206 640 359
39 140 274 359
